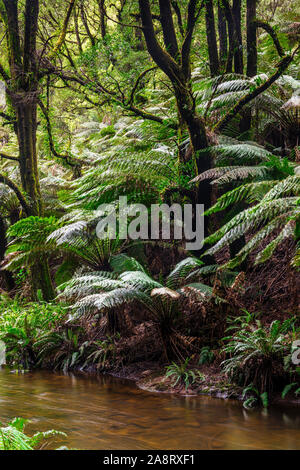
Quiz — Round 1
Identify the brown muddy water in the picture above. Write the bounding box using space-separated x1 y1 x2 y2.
0 368 300 450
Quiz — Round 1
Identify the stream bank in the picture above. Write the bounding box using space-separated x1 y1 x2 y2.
108 362 300 406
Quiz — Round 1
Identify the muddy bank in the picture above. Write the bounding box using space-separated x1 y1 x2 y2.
107 361 300 406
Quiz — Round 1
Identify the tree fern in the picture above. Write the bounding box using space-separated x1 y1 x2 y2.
60 261 222 360
64 116 180 211
205 197 298 255
205 181 276 215
48 221 127 270
225 215 295 268
203 162 299 266
5 217 61 271
254 220 296 265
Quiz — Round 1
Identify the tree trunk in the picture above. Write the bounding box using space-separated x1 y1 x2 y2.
138 0 214 244
2 0 55 301
173 84 212 241
234 0 258 258
218 0 228 70
16 102 43 216
232 0 243 74
246 0 257 77
223 0 235 73
205 0 220 77
98 0 106 39
31 260 55 302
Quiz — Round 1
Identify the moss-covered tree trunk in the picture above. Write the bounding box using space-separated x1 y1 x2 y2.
1 0 55 301
16 102 42 216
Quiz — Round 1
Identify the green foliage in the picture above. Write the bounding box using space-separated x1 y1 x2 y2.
59 255 222 360
281 382 300 399
0 184 20 219
5 216 61 272
0 418 65 450
198 347 215 365
0 0 299 397
196 74 300 148
242 385 269 409
165 358 205 390
99 125 115 137
83 337 116 370
48 221 126 271
222 315 298 394
202 162 300 267
34 328 89 371
64 115 179 211
0 299 67 367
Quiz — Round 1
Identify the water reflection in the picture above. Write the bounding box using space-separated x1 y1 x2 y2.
0 368 299 450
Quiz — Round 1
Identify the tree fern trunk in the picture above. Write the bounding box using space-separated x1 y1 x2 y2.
31 259 55 302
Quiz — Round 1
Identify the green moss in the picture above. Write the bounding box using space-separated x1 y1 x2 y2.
100 125 116 137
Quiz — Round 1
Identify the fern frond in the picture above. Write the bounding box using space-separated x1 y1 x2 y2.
205 181 276 215
262 176 300 201
213 143 271 164
224 214 293 269
72 289 151 317
212 166 270 185
190 166 241 184
167 257 203 288
254 220 296 265
119 271 162 290
204 198 298 255
110 253 147 274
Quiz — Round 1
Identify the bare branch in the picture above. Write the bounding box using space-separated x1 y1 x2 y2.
128 66 158 105
38 98 83 168
254 20 285 57
0 152 19 162
0 173 30 215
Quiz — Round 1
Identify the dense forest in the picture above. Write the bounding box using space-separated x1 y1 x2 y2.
0 0 299 447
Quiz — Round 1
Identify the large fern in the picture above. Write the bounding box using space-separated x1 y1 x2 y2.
59 255 222 360
5 216 61 272
203 174 299 267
